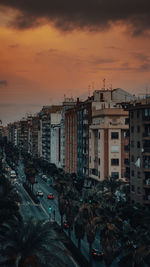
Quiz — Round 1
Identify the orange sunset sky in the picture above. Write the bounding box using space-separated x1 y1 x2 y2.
0 0 150 125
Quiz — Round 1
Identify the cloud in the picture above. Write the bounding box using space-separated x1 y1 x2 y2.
131 52 150 61
0 0 150 35
8 44 19 48
89 57 117 65
0 80 7 86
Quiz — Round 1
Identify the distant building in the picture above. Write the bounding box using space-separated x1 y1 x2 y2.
128 97 150 205
39 105 62 167
77 99 92 177
65 99 81 174
28 115 40 158
60 97 76 169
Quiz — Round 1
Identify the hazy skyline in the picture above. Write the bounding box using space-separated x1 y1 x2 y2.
0 1 150 125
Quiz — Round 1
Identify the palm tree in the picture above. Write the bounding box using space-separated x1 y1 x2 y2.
0 175 22 225
0 218 73 267
74 216 85 250
58 194 66 229
86 216 99 264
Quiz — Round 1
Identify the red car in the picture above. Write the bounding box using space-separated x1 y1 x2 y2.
91 249 104 261
47 193 54 199
63 221 73 230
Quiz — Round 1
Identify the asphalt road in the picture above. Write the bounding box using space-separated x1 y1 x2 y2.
13 159 118 267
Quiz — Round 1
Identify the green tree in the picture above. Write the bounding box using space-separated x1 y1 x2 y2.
0 219 72 267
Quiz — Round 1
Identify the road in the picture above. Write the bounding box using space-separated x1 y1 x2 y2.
12 159 118 267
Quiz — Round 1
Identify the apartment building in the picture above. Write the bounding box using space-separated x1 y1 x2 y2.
89 88 136 182
28 115 40 158
129 98 150 205
60 97 76 169
89 102 129 181
77 99 92 177
65 99 81 174
39 105 62 167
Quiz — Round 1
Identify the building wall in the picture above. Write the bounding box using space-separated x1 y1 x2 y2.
129 99 150 205
89 106 129 181
65 108 78 174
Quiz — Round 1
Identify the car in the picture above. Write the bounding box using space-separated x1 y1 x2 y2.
36 191 44 197
91 248 104 261
34 179 38 183
47 193 54 199
63 221 73 230
42 175 47 182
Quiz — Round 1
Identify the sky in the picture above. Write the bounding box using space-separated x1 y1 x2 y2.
0 0 150 125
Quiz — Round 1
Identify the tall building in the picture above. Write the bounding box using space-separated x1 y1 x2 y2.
77 99 92 177
128 98 150 205
60 97 76 169
65 99 81 174
29 115 40 158
89 88 136 183
39 105 62 167
89 102 129 182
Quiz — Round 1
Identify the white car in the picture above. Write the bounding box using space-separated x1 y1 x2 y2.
36 191 44 197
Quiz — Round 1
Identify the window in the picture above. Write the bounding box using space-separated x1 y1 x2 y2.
125 118 129 125
131 155 134 162
137 171 141 179
98 171 100 178
94 130 98 138
124 145 129 151
131 170 134 176
98 158 100 165
137 110 140 118
111 145 119 153
137 141 140 148
111 132 119 139
111 158 119 166
131 126 134 133
131 185 135 192
131 111 134 119
124 158 129 164
137 126 140 133
111 172 119 179
137 187 141 194
131 141 134 148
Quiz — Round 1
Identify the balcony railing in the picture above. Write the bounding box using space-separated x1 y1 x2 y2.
143 147 150 153
143 132 150 137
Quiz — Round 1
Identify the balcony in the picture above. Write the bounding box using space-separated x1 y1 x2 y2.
143 179 150 187
143 132 150 138
143 147 150 153
143 195 150 205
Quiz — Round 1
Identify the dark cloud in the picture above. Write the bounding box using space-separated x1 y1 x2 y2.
8 44 19 48
105 46 119 49
131 52 150 62
36 48 58 56
89 57 117 64
139 63 150 71
0 80 7 86
0 0 150 35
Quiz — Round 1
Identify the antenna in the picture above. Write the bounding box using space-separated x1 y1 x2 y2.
88 83 91 97
103 78 106 90
92 81 95 93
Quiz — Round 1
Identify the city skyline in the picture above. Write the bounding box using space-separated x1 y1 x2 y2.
1 0 150 124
